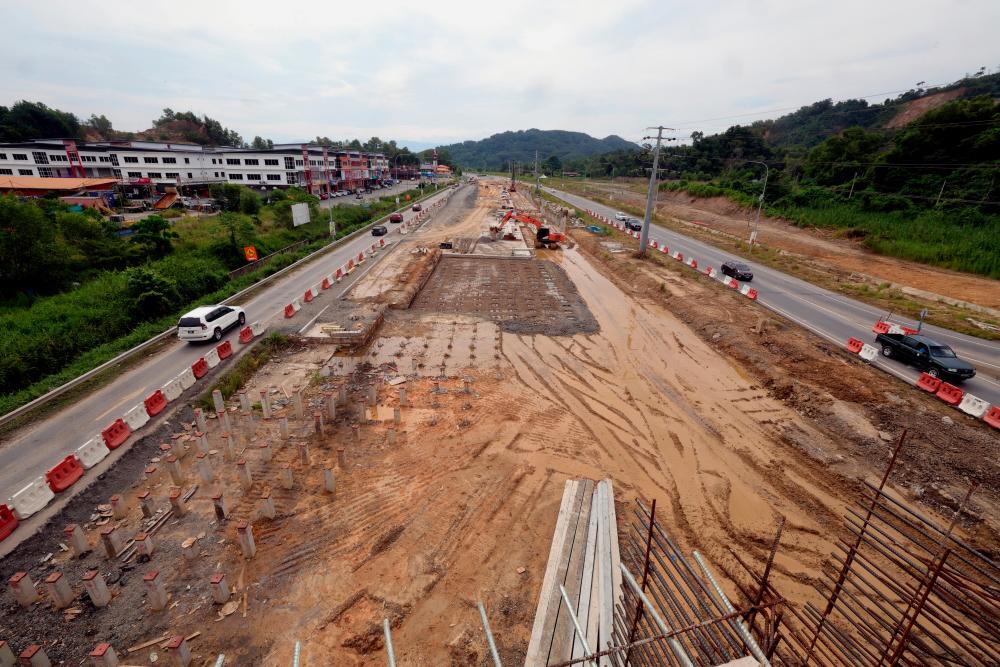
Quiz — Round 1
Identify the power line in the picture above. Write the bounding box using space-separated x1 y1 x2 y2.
658 151 999 172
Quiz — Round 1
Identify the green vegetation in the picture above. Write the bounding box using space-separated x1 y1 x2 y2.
198 332 292 408
0 184 431 414
441 129 636 171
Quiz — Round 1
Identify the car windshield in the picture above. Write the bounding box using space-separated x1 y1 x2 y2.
178 317 202 327
929 345 956 358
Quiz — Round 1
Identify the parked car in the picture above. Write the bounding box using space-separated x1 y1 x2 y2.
319 192 330 200
412 204 422 212
371 225 388 236
177 305 245 343
625 218 642 231
875 333 976 382
389 213 404 223
721 261 754 281
614 212 627 221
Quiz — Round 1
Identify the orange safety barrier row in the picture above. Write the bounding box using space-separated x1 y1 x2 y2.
689 259 698 269
144 390 168 417
984 405 1000 430
0 504 17 542
303 289 315 303
192 357 209 379
746 287 758 300
872 321 890 334
357 252 365 263
935 382 964 406
916 372 942 393
284 303 295 318
46 455 84 492
321 277 331 290
217 340 233 360
846 337 864 353
101 418 131 450
239 326 253 344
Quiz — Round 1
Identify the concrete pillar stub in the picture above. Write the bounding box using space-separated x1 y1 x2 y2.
237 520 256 559
9 571 39 607
259 491 276 520
260 389 272 420
88 643 119 667
18 645 50 667
109 494 127 520
196 453 214 483
166 455 183 486
326 393 336 421
387 428 397 445
45 571 74 609
237 459 252 489
210 572 230 604
169 489 187 517
100 527 123 560
367 384 377 406
338 385 347 406
398 387 406 406
135 532 155 558
196 431 209 454
166 635 192 667
337 448 347 469
212 491 230 521
292 387 304 419
298 442 310 465
393 407 401 425
194 407 207 433
238 391 251 413
323 468 336 494
82 570 111 608
280 464 293 490
64 523 89 557
279 416 290 439
259 441 273 462
211 390 225 414
137 490 154 518
0 641 15 667
144 570 167 611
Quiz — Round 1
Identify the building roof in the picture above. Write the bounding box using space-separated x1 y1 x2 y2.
0 176 118 193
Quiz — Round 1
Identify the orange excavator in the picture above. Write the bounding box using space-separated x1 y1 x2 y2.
500 209 566 248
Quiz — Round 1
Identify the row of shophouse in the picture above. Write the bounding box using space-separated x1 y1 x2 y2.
0 139 413 195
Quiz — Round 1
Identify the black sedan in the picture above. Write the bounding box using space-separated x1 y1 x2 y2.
876 333 976 382
371 225 388 236
721 261 753 281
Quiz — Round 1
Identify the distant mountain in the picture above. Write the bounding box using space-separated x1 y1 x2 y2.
439 129 638 170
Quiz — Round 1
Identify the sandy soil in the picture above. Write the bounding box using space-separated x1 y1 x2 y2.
589 182 1000 312
4 177 994 665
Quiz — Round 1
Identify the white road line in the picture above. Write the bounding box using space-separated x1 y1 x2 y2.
298 305 332 334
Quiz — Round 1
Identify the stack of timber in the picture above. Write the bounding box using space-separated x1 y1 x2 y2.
526 479 622 666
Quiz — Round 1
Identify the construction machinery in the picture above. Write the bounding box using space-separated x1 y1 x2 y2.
499 209 566 248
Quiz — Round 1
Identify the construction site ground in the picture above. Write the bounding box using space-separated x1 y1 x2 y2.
3 178 996 666
561 178 1000 319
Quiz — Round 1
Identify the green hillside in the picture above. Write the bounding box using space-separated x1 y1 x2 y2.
440 129 637 170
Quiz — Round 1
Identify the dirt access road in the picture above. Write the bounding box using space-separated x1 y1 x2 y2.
2 177 994 665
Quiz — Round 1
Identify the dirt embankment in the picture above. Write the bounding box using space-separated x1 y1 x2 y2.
570 225 1000 552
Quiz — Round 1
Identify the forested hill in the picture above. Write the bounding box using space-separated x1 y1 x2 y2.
439 129 637 170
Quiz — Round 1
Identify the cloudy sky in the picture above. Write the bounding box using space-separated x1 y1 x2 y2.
3 0 997 148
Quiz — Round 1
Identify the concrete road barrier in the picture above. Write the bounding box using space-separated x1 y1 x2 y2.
76 437 109 469
123 404 150 431
9 476 55 520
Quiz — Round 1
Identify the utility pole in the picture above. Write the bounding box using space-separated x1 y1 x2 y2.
747 161 769 252
639 126 674 256
935 178 947 206
534 150 540 206
848 171 858 199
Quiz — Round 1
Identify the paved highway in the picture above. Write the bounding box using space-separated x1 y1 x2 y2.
0 187 458 498
545 187 1000 407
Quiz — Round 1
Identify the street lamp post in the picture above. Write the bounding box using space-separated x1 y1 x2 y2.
639 127 676 256
747 161 769 252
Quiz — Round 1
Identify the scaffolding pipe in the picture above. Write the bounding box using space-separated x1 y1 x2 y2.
621 564 696 667
692 551 772 666
559 584 598 667
478 601 503 667
383 619 396 667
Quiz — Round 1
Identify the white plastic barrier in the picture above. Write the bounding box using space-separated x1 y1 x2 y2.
958 394 989 418
10 476 55 520
251 320 267 337
124 404 150 430
686 257 696 267
177 367 197 390
740 284 752 296
204 347 221 369
310 285 320 298
887 324 905 335
708 268 718 279
161 376 184 401
76 436 109 469
292 298 302 313
672 251 681 260
858 344 878 362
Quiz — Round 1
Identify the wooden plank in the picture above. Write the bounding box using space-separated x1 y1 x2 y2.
550 479 595 664
525 480 579 666
596 480 615 667
605 479 623 610
575 490 600 660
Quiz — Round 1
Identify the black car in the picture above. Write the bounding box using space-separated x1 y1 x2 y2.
625 218 642 231
371 225 388 236
875 333 976 382
721 261 753 281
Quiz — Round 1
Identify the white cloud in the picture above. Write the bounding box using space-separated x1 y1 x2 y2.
1 0 997 145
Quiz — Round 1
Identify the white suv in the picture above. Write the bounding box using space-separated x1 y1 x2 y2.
178 305 246 342
614 212 627 221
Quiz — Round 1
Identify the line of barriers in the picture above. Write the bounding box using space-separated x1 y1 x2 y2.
0 320 270 543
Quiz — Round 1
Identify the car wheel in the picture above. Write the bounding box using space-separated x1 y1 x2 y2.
213 327 222 341
238 312 246 325
881 345 893 358
927 368 939 378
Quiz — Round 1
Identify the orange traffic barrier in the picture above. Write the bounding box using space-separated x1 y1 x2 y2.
746 287 758 300
358 252 365 263
728 279 739 289
144 390 168 416
336 268 343 279
935 382 964 406
46 455 84 492
0 504 17 542
846 338 864 353
239 326 253 344
321 277 331 290
191 357 209 379
902 326 919 335
284 303 295 318
217 340 233 360
675 252 684 262
984 405 1000 429
872 321 890 334
916 372 942 393
304 289 314 303
101 418 131 450
703 266 713 275
380 238 386 247
689 259 698 269
348 259 355 270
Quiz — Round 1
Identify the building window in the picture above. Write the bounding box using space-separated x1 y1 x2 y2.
226 158 240 165
184 157 190 164
0 153 5 160
110 154 119 166
247 173 261 181
214 172 219 177
0 168 12 175
220 172 225 178
265 159 279 166
32 151 49 164
82 155 96 162
284 157 294 169
123 156 139 163
18 169 33 175
165 172 179 179
295 159 303 166
244 158 259 165
267 174 281 181
13 153 28 160
147 172 162 178
286 172 297 183
162 157 177 164
99 156 110 162
113 169 122 179
143 156 158 164
188 172 193 178
38 167 54 177
48 154 66 162
230 173 243 180
128 171 142 178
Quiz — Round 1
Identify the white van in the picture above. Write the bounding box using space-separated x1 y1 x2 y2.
177 305 246 342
